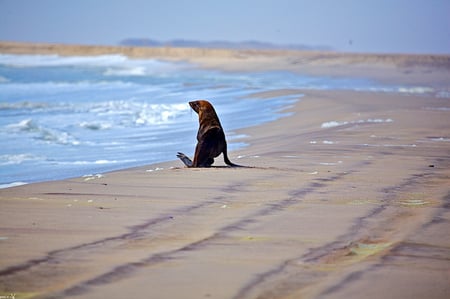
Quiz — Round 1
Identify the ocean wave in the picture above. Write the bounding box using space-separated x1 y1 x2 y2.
0 80 139 95
0 153 43 165
38 130 80 145
85 101 189 125
134 103 190 125
5 119 80 145
3 101 190 142
103 66 147 76
6 119 39 132
0 101 50 110
0 54 129 67
0 54 188 73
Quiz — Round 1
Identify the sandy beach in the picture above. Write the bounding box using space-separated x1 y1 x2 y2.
0 42 449 299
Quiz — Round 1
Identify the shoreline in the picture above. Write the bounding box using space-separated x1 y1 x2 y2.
1 43 450 298
2 40 449 61
1 41 450 86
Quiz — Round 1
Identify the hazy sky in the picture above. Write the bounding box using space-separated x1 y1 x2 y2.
0 0 449 54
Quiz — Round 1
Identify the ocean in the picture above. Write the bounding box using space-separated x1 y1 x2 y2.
0 54 439 187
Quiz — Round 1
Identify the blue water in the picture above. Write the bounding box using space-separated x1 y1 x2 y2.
0 54 438 187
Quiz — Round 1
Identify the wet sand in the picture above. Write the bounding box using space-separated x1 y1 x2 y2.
0 42 449 298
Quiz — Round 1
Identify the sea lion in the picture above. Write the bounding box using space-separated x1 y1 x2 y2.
177 100 241 167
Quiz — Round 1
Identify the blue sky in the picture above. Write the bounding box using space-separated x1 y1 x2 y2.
0 0 449 54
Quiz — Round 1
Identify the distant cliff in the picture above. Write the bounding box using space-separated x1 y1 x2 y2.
119 38 332 51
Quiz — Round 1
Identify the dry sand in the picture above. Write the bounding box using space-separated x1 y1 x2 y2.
0 42 449 299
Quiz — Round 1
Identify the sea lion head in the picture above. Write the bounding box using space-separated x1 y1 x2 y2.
189 100 219 121
189 99 222 135
189 100 213 114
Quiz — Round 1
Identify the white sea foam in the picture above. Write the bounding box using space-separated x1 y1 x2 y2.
70 159 121 165
0 54 128 67
134 103 190 125
430 137 450 142
320 121 342 128
82 174 104 181
0 153 42 165
354 85 435 95
40 130 79 145
1 81 141 97
61 159 136 166
4 101 189 140
321 118 393 128
320 162 338 166
397 87 434 94
0 101 50 110
103 66 147 76
360 143 417 148
0 182 28 189
5 119 79 145
0 54 188 75
0 54 104 66
319 161 343 166
6 119 38 132
146 167 164 172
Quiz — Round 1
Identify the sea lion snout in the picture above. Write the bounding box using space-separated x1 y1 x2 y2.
189 101 200 113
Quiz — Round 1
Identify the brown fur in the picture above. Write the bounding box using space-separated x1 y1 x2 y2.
177 100 240 167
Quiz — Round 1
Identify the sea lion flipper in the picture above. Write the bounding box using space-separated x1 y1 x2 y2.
177 152 193 167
